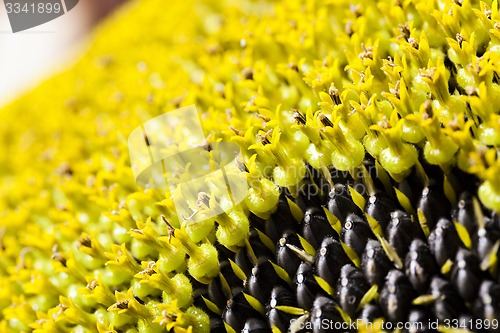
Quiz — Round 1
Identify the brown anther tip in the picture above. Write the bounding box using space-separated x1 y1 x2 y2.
465 86 478 96
246 95 257 108
328 84 341 105
87 280 98 290
318 113 334 127
322 56 329 67
485 8 492 19
115 300 130 310
57 303 69 311
447 115 460 130
257 131 272 145
398 23 411 41
207 45 219 55
378 117 390 129
423 100 433 118
390 80 401 99
408 37 419 49
161 215 176 242
359 72 366 83
144 134 151 146
350 4 361 17
477 145 488 156
57 162 73 177
197 192 211 207
292 109 306 125
171 94 185 108
288 63 299 71
241 67 254 80
456 33 465 47
473 58 484 74
386 56 396 67
256 113 270 122
140 267 155 276
345 21 354 37
229 126 243 136
420 68 435 79
51 253 67 267
358 43 374 60
78 235 92 248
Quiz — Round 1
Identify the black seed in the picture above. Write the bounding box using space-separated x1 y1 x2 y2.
421 164 445 185
296 179 324 210
457 314 476 331
429 276 466 321
241 317 272 333
302 207 338 249
361 239 394 287
450 249 483 303
276 232 304 278
386 210 423 259
316 237 353 286
473 280 500 322
192 282 212 314
267 286 297 333
248 229 274 264
405 239 439 294
417 184 451 230
407 308 435 333
309 166 332 199
247 261 287 304
267 194 299 243
208 279 229 310
379 270 416 323
249 214 267 232
365 192 398 230
363 155 388 192
491 211 500 232
330 168 354 186
473 222 500 263
309 296 345 333
216 242 236 262
397 171 424 208
340 213 376 256
223 292 263 332
328 184 364 224
295 262 326 310
428 218 462 267
208 279 228 309
210 317 226 333
451 192 476 235
336 264 370 317
220 260 244 292
235 247 253 277
357 303 383 323
202 163 500 332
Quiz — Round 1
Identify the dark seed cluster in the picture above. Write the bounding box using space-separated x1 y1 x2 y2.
192 160 500 333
